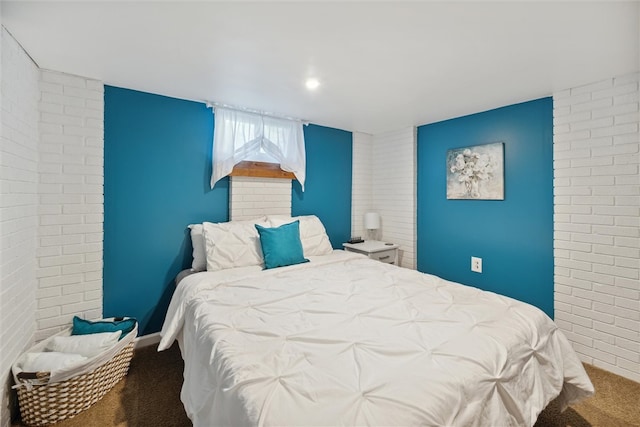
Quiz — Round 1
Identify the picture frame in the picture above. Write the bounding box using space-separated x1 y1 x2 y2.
446 142 504 200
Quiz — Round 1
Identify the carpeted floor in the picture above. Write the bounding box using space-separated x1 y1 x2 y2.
12 343 191 427
12 343 640 426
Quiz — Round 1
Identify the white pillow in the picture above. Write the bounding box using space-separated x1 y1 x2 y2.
203 217 269 271
268 215 333 256
20 352 87 373
45 331 121 358
188 224 206 271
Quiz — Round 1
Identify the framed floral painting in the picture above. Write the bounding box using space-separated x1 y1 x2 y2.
446 142 504 200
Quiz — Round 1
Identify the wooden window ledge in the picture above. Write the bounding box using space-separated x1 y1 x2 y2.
229 161 295 180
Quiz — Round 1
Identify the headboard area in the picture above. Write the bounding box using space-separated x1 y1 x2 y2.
229 176 291 220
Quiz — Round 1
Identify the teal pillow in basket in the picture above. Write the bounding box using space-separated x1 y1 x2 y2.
72 316 137 340
255 221 309 269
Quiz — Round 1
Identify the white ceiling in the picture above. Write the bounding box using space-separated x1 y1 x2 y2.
2 1 638 134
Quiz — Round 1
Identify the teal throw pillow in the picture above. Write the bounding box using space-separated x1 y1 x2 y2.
255 221 309 269
72 316 137 340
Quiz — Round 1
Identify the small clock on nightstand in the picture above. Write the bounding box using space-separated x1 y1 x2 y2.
342 240 399 265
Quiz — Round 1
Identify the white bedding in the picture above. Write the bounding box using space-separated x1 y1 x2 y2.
160 251 594 427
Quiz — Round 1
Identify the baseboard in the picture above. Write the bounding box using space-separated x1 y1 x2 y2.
134 332 161 349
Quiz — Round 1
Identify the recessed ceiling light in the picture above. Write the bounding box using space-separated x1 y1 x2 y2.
305 78 320 90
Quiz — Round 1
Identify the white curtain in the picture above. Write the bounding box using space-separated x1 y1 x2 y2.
210 107 306 190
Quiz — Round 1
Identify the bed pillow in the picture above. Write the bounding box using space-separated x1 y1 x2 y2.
45 331 121 358
20 352 87 373
72 316 137 339
188 224 206 271
268 215 333 256
203 217 269 271
255 221 309 269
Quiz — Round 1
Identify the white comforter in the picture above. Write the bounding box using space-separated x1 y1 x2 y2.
160 251 594 427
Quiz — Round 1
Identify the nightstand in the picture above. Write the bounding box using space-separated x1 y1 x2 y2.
342 240 399 265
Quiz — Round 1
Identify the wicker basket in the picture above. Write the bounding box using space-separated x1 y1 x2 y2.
13 319 137 426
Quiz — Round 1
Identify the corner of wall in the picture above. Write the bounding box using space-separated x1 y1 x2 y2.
1 31 107 421
0 26 39 427
351 132 373 238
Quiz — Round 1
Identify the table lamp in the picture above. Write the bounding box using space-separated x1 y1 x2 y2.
364 212 380 241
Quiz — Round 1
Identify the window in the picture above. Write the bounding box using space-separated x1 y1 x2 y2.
210 107 306 190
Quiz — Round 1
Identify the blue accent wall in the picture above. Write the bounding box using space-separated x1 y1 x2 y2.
416 98 554 317
104 87 353 334
104 86 229 335
294 125 352 248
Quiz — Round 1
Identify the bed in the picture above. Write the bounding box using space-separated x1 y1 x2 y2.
159 216 594 427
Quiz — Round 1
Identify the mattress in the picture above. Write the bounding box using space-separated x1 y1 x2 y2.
159 250 594 426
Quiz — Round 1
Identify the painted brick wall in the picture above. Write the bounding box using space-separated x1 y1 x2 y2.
372 127 417 269
36 70 104 341
229 176 291 220
351 132 373 238
0 27 40 427
553 72 640 382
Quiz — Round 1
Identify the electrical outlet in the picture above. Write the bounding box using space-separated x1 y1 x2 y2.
471 256 482 273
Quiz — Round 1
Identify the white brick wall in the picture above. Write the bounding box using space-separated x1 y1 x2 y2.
351 132 373 239
372 127 417 269
229 176 291 221
553 72 640 382
0 27 40 427
36 70 104 341
0 40 105 422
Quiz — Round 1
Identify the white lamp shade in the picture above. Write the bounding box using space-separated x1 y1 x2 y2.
364 212 380 230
